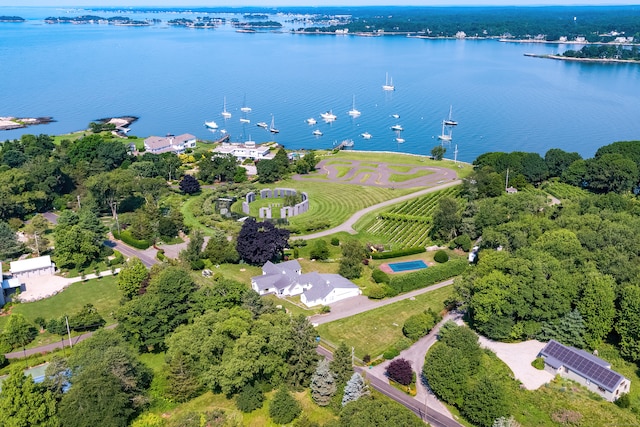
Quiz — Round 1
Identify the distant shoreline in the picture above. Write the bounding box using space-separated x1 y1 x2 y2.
0 116 55 131
524 52 640 64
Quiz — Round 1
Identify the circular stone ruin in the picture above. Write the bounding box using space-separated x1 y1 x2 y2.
242 188 309 219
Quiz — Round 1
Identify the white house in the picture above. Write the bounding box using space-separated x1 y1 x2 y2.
9 255 56 281
251 260 361 307
1 262 22 307
144 133 196 154
212 141 275 162
539 340 630 402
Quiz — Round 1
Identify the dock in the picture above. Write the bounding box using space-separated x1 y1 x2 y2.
333 139 354 150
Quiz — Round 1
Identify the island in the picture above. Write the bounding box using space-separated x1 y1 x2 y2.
0 16 25 22
0 116 54 131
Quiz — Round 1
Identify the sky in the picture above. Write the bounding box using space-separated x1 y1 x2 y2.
4 0 640 7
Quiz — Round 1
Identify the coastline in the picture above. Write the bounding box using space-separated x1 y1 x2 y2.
524 52 640 64
0 116 55 131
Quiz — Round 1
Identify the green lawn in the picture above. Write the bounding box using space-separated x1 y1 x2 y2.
0 276 122 350
315 285 453 359
389 169 435 183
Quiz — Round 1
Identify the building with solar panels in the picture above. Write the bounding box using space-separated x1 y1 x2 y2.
539 340 630 402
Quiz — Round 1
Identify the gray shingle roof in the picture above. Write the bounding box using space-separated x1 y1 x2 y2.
540 340 625 393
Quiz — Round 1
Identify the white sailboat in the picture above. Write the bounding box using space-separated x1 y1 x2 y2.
382 72 395 91
391 124 403 132
438 120 453 142
320 110 337 121
221 96 231 119
443 105 458 126
256 121 268 129
240 94 252 113
348 95 361 117
240 118 250 124
312 129 323 136
269 115 279 133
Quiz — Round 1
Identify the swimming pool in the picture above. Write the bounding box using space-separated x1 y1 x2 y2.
387 260 428 273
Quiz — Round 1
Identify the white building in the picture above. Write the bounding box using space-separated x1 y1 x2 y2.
540 340 630 402
9 255 56 281
212 141 276 162
144 133 196 154
251 260 361 307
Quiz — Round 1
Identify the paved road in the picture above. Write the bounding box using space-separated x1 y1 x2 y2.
317 345 462 427
298 179 462 239
309 279 454 326
103 239 158 268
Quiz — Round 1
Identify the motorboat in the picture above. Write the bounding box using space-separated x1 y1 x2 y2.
383 72 395 91
438 120 452 142
221 96 231 119
391 124 404 132
443 105 458 126
306 117 317 125
256 121 268 129
348 95 361 117
269 115 279 133
312 129 323 136
204 120 219 129
220 129 227 134
391 114 400 119
320 110 337 121
360 132 372 139
240 118 250 124
396 137 405 143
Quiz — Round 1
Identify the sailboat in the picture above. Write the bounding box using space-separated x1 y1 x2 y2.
320 110 337 121
443 105 458 126
438 120 452 142
382 72 395 91
348 95 361 117
240 95 252 113
269 115 279 133
221 97 231 119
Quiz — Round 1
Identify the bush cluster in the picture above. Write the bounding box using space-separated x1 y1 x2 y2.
382 347 400 360
371 268 390 284
113 229 151 250
371 247 426 260
389 258 467 293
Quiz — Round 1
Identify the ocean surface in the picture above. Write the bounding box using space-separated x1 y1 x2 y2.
2 7 640 162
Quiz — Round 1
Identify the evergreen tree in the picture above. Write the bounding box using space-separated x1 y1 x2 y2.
341 373 370 406
538 309 586 349
310 358 337 406
0 365 59 427
269 387 301 425
330 342 353 386
287 314 319 388
166 353 202 403
462 377 509 427
235 383 264 413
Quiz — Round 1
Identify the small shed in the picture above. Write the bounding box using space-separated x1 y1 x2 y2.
9 255 56 281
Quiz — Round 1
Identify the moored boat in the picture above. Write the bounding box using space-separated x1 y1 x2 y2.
204 120 218 129
306 117 317 125
391 124 403 132
360 132 372 139
256 121 268 129
312 129 323 136
320 110 337 121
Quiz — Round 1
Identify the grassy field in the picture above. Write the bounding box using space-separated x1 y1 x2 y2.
0 276 122 349
389 169 435 183
315 285 454 359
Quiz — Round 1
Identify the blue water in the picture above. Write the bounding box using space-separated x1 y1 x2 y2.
388 260 428 273
2 7 640 162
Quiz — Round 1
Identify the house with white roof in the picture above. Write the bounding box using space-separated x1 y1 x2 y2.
212 141 276 162
251 260 361 307
144 134 196 154
539 340 630 402
1 262 23 307
9 255 56 281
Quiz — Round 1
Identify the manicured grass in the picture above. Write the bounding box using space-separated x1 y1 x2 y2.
335 165 352 178
315 285 453 359
389 169 435 183
387 165 413 173
360 162 379 168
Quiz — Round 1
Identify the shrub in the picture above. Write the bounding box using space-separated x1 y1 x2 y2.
235 384 264 413
382 347 400 360
362 354 371 364
320 305 331 314
384 284 399 298
269 387 301 425
386 358 413 386
454 234 472 252
112 229 151 250
403 310 439 341
371 247 426 260
389 258 467 293
365 283 386 299
371 269 390 284
434 250 449 263
615 393 631 408
0 354 7 369
34 316 47 330
190 259 205 270
309 240 330 260
531 356 545 370
330 237 340 246
293 248 299 258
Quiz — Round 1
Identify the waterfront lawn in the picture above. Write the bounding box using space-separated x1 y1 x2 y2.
315 285 453 359
389 169 435 183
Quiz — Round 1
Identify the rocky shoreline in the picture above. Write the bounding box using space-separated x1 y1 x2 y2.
524 53 640 64
0 116 55 131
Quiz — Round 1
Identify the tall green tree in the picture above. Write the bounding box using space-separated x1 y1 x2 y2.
423 343 470 406
117 257 149 300
616 285 640 362
576 270 616 347
338 240 367 280
0 365 59 427
269 387 301 425
0 220 24 259
287 314 319 388
339 396 423 426
310 358 337 406
462 377 509 427
430 196 462 241
1 314 38 357
330 342 353 386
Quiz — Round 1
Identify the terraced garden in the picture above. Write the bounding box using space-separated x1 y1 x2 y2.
359 186 461 249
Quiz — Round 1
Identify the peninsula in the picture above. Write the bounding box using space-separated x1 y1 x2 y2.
0 116 54 131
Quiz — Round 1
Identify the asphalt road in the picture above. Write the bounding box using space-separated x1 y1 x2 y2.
103 239 158 268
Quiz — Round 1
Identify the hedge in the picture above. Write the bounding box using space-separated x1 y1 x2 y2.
371 247 426 260
112 229 151 250
389 258 468 294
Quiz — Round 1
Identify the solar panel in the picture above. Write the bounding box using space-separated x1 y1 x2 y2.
541 340 623 392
